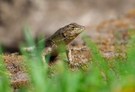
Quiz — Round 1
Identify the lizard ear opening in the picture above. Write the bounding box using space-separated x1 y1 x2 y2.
62 32 66 38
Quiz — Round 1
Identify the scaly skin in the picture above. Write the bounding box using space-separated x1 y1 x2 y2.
41 23 85 63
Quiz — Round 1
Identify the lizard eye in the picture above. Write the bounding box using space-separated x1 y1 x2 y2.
72 26 75 29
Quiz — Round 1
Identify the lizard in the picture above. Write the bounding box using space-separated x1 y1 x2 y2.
41 23 85 63
23 23 85 64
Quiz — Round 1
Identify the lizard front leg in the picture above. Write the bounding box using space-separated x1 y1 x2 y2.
41 47 53 64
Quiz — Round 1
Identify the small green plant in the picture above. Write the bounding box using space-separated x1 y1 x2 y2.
0 47 11 92
1 28 135 92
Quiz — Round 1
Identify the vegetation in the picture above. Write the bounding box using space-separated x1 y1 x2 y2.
0 29 135 92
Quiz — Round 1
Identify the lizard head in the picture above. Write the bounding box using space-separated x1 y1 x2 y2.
61 23 85 44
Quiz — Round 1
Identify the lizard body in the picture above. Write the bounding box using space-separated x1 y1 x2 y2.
41 23 85 63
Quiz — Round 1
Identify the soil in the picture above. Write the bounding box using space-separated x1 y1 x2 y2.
2 9 135 89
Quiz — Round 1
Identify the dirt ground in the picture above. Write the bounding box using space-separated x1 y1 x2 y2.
3 8 135 88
